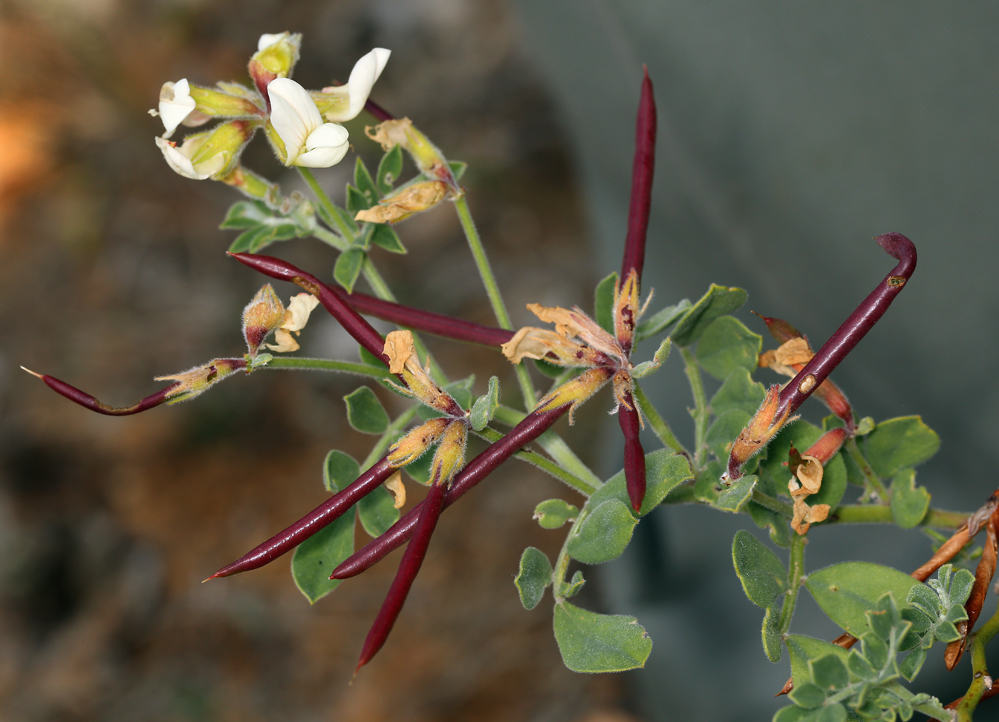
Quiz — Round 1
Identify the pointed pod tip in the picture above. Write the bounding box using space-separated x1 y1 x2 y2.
21 366 44 379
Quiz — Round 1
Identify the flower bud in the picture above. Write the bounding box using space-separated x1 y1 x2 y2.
248 32 302 97
536 367 614 423
153 80 264 138
242 284 286 356
429 420 468 487
155 120 256 180
354 180 449 224
387 417 451 467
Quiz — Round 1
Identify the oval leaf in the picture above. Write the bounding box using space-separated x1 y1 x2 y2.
696 315 762 380
567 500 637 564
715 475 757 513
589 450 694 516
323 450 360 493
785 634 852 688
470 376 500 431
553 602 652 673
594 272 618 334
805 562 919 636
732 529 787 608
357 485 400 537
534 498 579 530
706 408 751 460
671 284 748 347
514 546 553 610
863 416 940 478
711 367 767 418
333 247 365 293
889 468 931 528
343 386 390 434
762 603 783 663
291 509 355 604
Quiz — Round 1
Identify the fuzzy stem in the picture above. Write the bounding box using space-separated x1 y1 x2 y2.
956 602 999 721
829 504 968 529
476 426 597 496
331 405 570 579
207 457 396 579
843 437 892 503
632 381 685 454
750 490 794 519
355 479 446 673
778 532 806 634
619 67 656 284
775 233 917 420
681 347 710 470
259 356 393 379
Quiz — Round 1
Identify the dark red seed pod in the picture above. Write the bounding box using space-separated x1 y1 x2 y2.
619 67 656 286
618 397 646 512
25 369 181 416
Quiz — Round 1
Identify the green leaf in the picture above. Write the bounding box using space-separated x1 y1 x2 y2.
706 408 751 460
370 223 407 253
594 272 618 334
711 367 768 418
696 315 763 380
291 509 355 603
322 450 360 493
788 681 827 709
810 654 850 691
762 603 783 662
805 563 920 636
631 338 672 378
514 547 552 610
357 485 400 537
786 635 851 688
376 144 404 194
470 376 500 431
404 450 433 485
847 648 877 681
343 386 390 434
758 420 847 511
889 469 931 528
316 200 358 235
533 498 579 529
533 358 566 379
732 529 788 608
353 158 379 207
448 160 467 181
345 184 371 214
899 648 925 681
693 460 723 504
748 501 792 548
220 199 272 229
715 475 757 513
561 570 586 598
588 450 694 516
567 500 638 564
671 284 748 347
552 602 652 673
333 248 365 293
635 299 692 341
359 345 386 369
863 416 940 478
773 706 819 722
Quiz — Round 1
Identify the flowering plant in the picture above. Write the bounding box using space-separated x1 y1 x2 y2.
27 32 999 721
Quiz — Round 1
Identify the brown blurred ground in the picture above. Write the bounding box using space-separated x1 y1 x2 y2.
0 1 640 720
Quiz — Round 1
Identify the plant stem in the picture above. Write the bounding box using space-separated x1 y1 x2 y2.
681 347 709 470
778 532 806 634
751 490 793 519
361 406 419 470
493 405 602 491
476 427 596 496
843 437 891 502
258 356 392 379
956 601 999 721
830 504 968 529
453 195 537 409
632 381 685 454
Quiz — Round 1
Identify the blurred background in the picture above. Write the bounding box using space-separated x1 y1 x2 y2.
2 1 998 720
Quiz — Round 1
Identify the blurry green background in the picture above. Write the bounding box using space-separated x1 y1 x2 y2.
3 1 999 720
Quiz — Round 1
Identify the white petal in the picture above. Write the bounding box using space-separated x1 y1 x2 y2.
155 136 210 180
283 294 320 332
159 78 196 138
268 77 323 165
341 48 391 121
258 33 285 51
294 122 350 167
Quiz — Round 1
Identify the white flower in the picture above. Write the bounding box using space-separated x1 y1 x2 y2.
155 134 227 180
268 77 350 167
336 48 391 122
157 79 196 138
258 33 287 51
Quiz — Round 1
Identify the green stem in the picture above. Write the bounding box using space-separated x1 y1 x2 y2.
829 504 968 529
255 356 392 379
778 532 806 634
476 427 596 497
956 601 999 721
453 195 537 409
751 490 793 520
632 381 686 454
493 405 602 492
681 347 709 470
311 225 348 252
844 437 891 503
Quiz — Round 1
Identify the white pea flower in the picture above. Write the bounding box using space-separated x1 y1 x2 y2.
268 77 350 167
257 33 287 51
155 135 224 180
326 48 391 122
267 293 321 353
156 79 197 138
154 120 251 180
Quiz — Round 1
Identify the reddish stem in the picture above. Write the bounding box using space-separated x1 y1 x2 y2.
619 67 656 285
364 98 394 123
346 291 513 348
229 253 389 365
775 233 917 420
355 479 446 673
618 397 646 512
332 404 570 579
206 457 396 579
